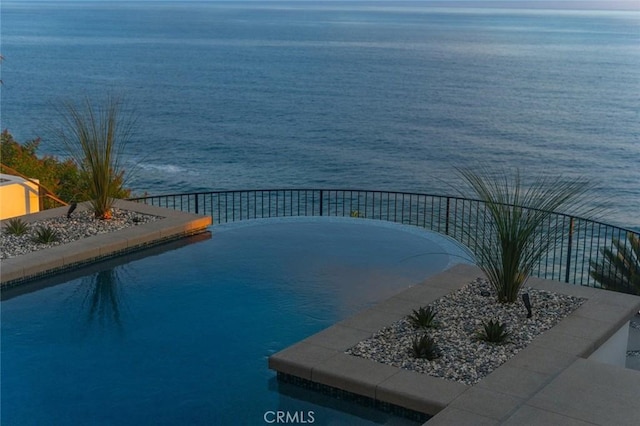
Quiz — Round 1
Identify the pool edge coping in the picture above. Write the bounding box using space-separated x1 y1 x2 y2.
0 199 212 287
268 263 640 425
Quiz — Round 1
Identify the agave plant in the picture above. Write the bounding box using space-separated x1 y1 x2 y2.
456 167 595 303
476 319 510 344
589 232 640 296
3 217 30 236
32 226 60 244
407 306 438 329
54 95 135 219
410 334 439 360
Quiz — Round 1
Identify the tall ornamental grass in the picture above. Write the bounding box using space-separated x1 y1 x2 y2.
590 232 640 295
457 167 595 303
55 96 135 219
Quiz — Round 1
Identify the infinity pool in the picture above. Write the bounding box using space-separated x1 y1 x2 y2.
1 217 472 425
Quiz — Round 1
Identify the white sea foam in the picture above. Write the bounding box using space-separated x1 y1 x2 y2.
137 163 181 173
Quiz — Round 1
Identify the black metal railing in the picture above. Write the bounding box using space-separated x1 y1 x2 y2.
130 189 639 291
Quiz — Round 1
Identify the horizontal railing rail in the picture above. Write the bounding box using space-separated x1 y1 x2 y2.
130 189 639 292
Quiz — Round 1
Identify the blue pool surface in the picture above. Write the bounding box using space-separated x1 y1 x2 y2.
1 217 473 425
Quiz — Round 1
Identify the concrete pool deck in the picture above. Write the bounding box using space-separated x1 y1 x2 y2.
269 264 640 425
0 200 211 287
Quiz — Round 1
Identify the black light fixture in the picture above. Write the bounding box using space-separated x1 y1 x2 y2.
67 202 78 218
522 293 532 318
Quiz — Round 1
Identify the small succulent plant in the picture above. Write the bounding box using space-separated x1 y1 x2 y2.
4 217 30 236
407 306 438 329
410 334 440 360
32 226 60 244
476 319 510 344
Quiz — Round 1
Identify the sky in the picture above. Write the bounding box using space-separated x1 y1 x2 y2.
12 1 638 12
10 0 640 6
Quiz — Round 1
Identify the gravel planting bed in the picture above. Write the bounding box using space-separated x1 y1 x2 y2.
1 208 161 259
346 277 585 385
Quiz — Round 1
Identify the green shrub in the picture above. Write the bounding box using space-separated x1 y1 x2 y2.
32 226 60 244
476 319 510 344
1 130 84 208
4 217 30 236
407 306 438 329
410 334 439 360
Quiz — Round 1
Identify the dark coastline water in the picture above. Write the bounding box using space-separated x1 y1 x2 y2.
1 1 639 229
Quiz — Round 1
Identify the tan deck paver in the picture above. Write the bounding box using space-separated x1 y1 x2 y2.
447 386 525 421
587 286 640 307
501 405 598 426
376 369 468 415
93 232 130 256
267 341 339 381
311 353 399 399
475 364 552 399
112 224 163 248
424 407 499 426
13 249 65 277
59 239 102 265
499 344 578 376
528 331 597 358
526 358 640 426
0 258 24 282
572 298 637 328
549 315 619 349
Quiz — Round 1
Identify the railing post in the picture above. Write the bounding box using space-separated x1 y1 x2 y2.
564 217 574 283
445 197 450 235
194 193 199 214
319 190 324 216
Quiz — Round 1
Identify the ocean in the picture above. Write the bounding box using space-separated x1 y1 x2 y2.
1 1 639 229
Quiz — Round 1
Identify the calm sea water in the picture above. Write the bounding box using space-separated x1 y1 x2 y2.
1 1 639 229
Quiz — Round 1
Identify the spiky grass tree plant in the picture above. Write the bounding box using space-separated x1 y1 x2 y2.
457 167 594 303
590 232 640 295
55 96 135 219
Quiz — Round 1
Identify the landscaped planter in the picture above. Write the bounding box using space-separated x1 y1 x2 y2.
269 263 640 425
0 199 211 287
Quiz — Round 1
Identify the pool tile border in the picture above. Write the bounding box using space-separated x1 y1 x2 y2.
268 264 640 425
0 199 212 287
276 372 431 423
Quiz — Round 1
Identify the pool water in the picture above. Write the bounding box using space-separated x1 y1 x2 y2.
1 217 472 425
